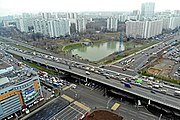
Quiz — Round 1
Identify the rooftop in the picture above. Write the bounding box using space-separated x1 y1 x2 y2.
0 50 38 90
0 77 9 86
0 67 38 90
0 60 11 69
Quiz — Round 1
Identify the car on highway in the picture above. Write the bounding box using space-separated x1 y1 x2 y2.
160 89 167 94
151 90 156 94
86 71 90 75
122 67 127 71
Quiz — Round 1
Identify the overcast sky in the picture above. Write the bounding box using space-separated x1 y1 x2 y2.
0 0 179 16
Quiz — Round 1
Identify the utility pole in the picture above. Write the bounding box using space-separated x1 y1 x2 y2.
159 114 162 120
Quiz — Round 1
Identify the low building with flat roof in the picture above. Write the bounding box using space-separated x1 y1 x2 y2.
0 60 14 75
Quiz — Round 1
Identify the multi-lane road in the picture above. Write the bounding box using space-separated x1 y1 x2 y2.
4 48 180 111
1 35 180 111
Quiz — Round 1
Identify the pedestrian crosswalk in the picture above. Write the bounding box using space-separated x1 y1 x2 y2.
61 94 74 102
111 103 120 111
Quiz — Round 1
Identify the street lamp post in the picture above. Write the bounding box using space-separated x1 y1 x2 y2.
159 114 162 120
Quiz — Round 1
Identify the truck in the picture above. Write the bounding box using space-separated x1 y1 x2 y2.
124 82 131 88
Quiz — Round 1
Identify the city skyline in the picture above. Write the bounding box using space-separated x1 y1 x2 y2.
0 0 180 16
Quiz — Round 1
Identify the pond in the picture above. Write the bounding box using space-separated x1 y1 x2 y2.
70 41 125 61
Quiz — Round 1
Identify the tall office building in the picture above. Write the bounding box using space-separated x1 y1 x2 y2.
141 2 155 18
107 17 118 32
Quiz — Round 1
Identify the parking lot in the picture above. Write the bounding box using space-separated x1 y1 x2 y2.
51 103 88 120
26 97 69 120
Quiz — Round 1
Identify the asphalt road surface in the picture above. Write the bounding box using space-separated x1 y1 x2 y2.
26 97 69 120
62 84 160 120
6 49 180 111
50 104 86 120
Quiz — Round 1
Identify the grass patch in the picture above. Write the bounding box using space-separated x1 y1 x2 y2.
139 57 180 85
23 61 59 75
63 42 83 51
54 89 59 97
97 40 158 65
14 45 34 52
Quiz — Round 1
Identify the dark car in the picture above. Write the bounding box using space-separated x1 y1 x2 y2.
151 90 156 94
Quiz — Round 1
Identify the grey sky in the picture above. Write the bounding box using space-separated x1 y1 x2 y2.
0 0 179 16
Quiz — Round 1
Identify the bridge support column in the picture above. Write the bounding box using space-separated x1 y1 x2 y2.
103 88 107 96
46 65 49 69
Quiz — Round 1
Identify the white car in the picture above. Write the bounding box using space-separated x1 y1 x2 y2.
71 84 77 89
86 71 90 75
39 97 44 101
34 101 39 105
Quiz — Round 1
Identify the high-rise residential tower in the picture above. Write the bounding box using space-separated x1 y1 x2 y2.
141 2 155 18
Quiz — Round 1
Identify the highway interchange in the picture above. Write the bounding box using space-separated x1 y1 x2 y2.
0 38 180 111
0 35 180 118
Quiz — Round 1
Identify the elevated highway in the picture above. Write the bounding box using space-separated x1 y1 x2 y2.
6 49 180 111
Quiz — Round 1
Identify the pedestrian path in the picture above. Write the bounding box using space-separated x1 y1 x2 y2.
111 103 120 111
73 101 90 111
61 94 74 102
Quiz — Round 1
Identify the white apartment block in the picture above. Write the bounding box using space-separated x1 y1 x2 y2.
126 20 163 39
77 18 87 33
141 2 155 18
16 18 34 32
34 19 70 38
33 20 49 36
169 17 180 30
145 20 163 38
162 18 170 29
119 15 128 22
67 13 77 19
107 17 118 31
126 21 146 38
